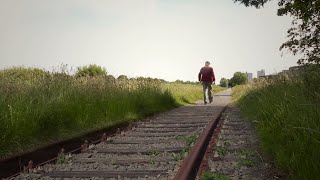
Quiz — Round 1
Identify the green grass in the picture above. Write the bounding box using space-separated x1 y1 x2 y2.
200 171 230 180
173 134 198 161
237 159 255 168
0 66 222 158
232 65 320 179
239 148 256 158
217 147 228 157
162 82 224 105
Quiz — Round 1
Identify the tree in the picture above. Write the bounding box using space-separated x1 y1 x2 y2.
233 0 320 64
174 80 184 84
76 64 107 77
106 75 116 81
230 72 248 86
117 75 128 80
220 78 229 87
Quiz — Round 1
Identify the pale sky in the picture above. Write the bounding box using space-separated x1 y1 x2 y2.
0 0 298 82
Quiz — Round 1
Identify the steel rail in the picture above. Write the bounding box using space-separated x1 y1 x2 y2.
173 106 228 180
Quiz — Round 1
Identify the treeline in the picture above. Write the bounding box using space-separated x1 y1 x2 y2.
0 64 187 84
220 72 247 87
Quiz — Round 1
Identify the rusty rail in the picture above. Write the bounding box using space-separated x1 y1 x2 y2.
173 106 227 180
0 121 130 179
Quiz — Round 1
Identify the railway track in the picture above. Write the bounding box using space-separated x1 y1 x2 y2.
4 89 232 180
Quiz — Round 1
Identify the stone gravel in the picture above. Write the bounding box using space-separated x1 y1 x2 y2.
206 106 278 180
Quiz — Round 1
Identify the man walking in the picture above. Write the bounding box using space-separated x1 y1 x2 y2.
198 61 215 104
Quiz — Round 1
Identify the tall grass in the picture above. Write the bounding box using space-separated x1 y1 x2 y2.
232 65 320 179
0 66 221 158
162 83 224 105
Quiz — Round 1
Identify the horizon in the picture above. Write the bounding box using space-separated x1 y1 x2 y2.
0 63 298 82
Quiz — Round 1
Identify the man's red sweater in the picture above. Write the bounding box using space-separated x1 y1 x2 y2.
198 66 215 82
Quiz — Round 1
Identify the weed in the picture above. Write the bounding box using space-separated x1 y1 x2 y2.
173 134 198 161
173 152 185 161
200 171 230 180
184 134 198 147
149 157 156 165
175 135 184 141
217 147 228 157
56 153 66 164
148 149 160 156
237 159 255 168
224 141 231 147
239 149 256 158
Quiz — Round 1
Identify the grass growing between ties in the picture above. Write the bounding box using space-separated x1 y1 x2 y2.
200 171 230 180
232 65 320 179
0 66 222 158
216 147 228 157
173 134 198 161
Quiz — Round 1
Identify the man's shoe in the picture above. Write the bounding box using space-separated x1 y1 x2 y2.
204 101 207 104
209 97 213 103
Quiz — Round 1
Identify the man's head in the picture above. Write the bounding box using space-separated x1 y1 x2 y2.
205 61 210 66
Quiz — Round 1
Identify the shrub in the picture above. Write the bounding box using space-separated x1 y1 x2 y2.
76 64 107 77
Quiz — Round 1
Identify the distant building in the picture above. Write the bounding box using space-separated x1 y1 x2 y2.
278 65 304 78
255 65 304 80
257 69 265 78
289 66 304 71
246 73 253 81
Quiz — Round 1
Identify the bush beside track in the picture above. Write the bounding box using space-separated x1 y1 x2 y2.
232 65 320 179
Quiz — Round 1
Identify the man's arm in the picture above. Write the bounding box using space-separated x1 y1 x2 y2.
198 68 203 81
211 68 215 82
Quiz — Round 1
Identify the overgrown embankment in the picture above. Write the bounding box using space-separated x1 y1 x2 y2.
0 67 223 158
232 65 320 179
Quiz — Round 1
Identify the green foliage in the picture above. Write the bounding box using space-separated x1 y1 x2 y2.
148 149 160 156
173 80 198 85
232 65 320 179
239 148 256 157
56 153 66 164
278 0 320 64
106 75 116 81
173 134 198 161
237 159 255 168
0 66 223 158
0 66 49 81
233 0 270 8
233 0 320 64
170 83 224 105
76 64 107 77
224 141 231 147
201 171 230 180
117 75 128 80
230 72 247 86
184 134 198 147
175 80 184 84
217 147 228 156
219 78 229 87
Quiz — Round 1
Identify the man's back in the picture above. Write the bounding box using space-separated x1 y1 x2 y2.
199 66 215 82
